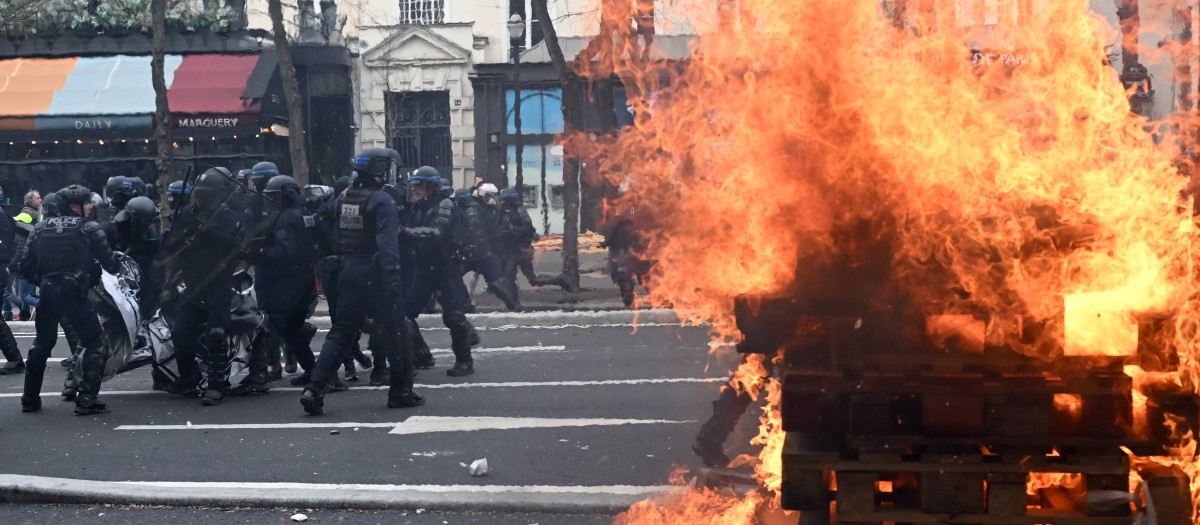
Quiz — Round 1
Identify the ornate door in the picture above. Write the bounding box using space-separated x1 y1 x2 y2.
385 91 453 179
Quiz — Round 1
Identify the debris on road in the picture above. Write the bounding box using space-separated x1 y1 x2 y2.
468 458 489 477
290 513 308 522
330 430 340 435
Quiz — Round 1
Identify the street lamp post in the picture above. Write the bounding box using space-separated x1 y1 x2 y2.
507 14 526 192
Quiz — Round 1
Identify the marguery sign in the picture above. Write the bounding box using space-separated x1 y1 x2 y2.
175 116 257 129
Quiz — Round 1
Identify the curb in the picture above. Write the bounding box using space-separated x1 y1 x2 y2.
0 474 674 514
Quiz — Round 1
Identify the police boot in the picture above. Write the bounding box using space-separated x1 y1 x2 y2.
0 321 25 374
284 348 298 374
444 312 475 377
20 363 42 412
73 393 110 415
388 388 425 408
201 329 231 406
411 325 435 370
61 368 78 401
231 370 270 397
387 337 423 408
289 371 312 386
74 345 111 414
368 335 391 385
299 386 325 415
344 360 358 382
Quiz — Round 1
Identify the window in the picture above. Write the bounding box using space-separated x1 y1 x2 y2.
398 0 445 25
386 91 453 177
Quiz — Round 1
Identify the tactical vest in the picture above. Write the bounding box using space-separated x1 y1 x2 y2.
35 215 90 276
338 187 376 255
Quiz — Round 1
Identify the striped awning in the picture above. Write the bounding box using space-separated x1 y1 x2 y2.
0 53 263 132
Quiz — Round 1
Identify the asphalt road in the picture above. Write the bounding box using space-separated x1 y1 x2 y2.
0 504 613 525
0 317 755 519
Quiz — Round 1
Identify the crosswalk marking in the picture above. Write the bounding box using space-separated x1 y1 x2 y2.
0 376 729 398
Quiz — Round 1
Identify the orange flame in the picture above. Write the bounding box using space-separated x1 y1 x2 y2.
573 0 1200 522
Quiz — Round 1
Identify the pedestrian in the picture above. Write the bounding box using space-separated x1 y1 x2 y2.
403 169 479 377
17 185 120 414
299 148 421 415
10 189 42 321
160 167 248 406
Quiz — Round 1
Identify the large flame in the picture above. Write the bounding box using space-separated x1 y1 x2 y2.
575 0 1200 522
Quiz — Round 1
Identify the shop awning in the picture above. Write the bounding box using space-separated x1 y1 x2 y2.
0 53 264 133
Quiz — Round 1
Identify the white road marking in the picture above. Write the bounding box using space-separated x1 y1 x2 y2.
114 416 692 433
0 377 729 398
27 345 568 364
387 416 692 435
115 480 675 495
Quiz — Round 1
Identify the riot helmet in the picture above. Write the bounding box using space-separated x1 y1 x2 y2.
114 196 160 237
235 169 252 187
126 177 147 197
408 166 441 201
264 175 303 208
40 192 63 218
499 189 522 209
250 162 278 192
104 176 127 204
352 148 402 186
57 184 93 216
453 188 474 200
166 180 189 210
191 167 234 211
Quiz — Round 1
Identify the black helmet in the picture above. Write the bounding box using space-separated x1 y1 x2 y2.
191 167 234 211
453 188 474 200
41 192 63 218
126 177 147 197
250 162 278 191
166 180 189 210
115 196 159 223
57 184 93 209
499 189 522 207
235 169 252 186
104 176 127 200
334 175 353 195
264 175 299 194
352 148 402 179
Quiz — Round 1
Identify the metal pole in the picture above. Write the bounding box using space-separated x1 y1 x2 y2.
513 44 524 192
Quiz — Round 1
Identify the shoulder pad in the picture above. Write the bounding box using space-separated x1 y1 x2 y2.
83 221 103 233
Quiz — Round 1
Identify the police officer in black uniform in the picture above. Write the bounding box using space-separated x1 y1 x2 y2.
300 148 422 415
403 168 479 377
247 174 319 393
18 185 119 414
161 168 247 406
495 190 547 294
453 188 520 311
102 196 163 317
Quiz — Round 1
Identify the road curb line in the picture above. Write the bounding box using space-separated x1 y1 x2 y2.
0 474 675 513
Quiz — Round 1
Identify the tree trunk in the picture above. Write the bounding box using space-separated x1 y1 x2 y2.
532 0 581 295
151 0 175 226
268 0 311 185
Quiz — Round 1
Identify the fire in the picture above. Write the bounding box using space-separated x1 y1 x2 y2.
574 0 1200 522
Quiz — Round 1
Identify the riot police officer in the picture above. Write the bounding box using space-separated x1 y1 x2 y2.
496 189 551 292
403 168 479 377
102 196 162 318
18 185 119 414
300 148 421 414
246 174 319 394
161 168 247 406
166 181 189 211
453 188 520 311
